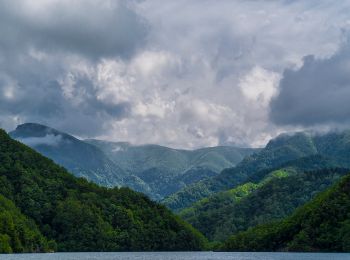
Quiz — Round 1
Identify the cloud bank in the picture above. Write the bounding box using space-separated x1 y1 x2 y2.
1 0 350 148
18 134 63 147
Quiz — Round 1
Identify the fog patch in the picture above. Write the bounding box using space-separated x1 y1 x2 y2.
18 134 63 147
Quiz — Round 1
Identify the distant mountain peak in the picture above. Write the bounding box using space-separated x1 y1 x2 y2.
9 122 126 187
13 123 62 137
16 122 51 129
10 123 82 145
265 131 316 152
9 123 68 148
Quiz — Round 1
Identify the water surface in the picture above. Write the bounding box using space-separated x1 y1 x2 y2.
1 252 350 260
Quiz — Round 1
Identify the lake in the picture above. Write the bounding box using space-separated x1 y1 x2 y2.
1 252 350 260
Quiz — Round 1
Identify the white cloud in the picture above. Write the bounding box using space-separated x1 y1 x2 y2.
1 0 350 148
239 66 280 105
131 51 182 79
18 134 62 147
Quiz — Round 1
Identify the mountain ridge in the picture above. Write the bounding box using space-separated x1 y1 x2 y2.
9 123 257 200
85 139 258 199
9 123 126 188
163 130 350 211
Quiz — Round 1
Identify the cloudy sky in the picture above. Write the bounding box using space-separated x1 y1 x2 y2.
1 0 350 148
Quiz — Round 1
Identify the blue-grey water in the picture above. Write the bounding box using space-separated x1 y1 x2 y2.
1 252 350 260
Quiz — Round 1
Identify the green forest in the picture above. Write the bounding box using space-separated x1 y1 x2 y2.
0 129 206 253
163 131 350 212
180 166 349 241
222 173 350 252
1 127 350 253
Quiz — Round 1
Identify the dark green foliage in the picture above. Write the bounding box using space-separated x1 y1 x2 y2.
180 166 349 241
0 129 206 252
164 131 350 211
222 173 350 252
0 195 52 253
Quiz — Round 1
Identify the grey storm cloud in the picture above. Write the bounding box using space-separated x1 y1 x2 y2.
0 68 132 136
270 41 350 126
1 0 350 148
0 0 143 136
0 0 148 60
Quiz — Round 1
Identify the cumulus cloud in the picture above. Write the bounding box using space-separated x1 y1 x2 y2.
239 67 280 106
0 0 145 135
270 41 350 126
1 0 350 148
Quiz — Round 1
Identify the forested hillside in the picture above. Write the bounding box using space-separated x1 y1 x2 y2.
0 195 52 253
0 129 206 253
10 123 256 200
164 131 350 211
222 172 350 252
180 165 349 241
10 123 126 187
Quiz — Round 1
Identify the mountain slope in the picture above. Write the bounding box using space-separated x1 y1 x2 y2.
0 129 206 252
9 123 256 200
87 139 257 199
164 131 350 211
9 123 126 187
222 172 350 252
180 158 348 241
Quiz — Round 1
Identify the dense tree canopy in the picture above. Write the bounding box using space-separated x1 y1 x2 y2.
180 166 349 241
0 129 206 253
164 131 350 211
222 173 350 252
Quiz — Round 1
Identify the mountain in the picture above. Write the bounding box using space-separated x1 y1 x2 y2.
179 157 348 241
0 129 206 253
163 131 350 211
87 139 257 199
9 123 257 200
222 171 350 252
9 123 126 187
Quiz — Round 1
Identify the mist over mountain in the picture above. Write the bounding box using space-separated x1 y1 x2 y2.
10 123 257 200
10 123 126 187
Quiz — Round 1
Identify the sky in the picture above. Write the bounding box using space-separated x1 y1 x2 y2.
1 0 350 149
